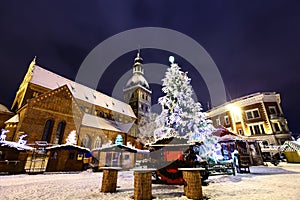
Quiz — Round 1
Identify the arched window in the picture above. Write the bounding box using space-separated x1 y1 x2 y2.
54 121 66 144
81 135 91 148
42 119 54 142
94 137 102 149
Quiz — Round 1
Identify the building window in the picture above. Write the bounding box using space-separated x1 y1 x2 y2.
42 119 54 142
249 123 265 135
54 121 66 145
273 122 281 132
245 109 260 120
238 129 243 135
269 106 277 115
124 154 130 160
81 135 90 148
216 118 221 126
224 116 230 125
94 137 102 149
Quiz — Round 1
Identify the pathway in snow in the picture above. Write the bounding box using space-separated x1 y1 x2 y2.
0 162 299 200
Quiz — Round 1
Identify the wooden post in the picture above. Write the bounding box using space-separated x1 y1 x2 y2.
178 168 204 200
132 168 156 200
100 167 121 193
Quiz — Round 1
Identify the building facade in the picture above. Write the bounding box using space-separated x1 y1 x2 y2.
207 92 292 145
4 57 143 150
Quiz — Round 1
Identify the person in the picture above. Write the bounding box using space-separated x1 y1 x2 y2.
232 150 240 173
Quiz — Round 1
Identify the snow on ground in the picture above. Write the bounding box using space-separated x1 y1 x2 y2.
0 162 299 200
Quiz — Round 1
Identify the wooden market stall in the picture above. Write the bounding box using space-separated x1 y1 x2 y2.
46 144 91 172
0 140 34 174
145 136 209 185
214 127 264 173
281 141 300 163
91 144 149 171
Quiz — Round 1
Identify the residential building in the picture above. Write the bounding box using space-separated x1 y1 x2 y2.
207 92 292 145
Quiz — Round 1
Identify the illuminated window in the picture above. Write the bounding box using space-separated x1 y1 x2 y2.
224 116 230 125
216 118 221 126
249 123 265 135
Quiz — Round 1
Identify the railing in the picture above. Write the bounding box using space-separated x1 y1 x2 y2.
269 113 284 119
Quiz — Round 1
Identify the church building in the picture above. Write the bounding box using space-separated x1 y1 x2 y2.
4 53 148 150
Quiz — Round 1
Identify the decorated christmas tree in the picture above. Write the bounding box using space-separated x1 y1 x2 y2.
154 56 217 159
115 134 123 145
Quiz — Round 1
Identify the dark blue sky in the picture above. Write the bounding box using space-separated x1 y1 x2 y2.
1 1 300 135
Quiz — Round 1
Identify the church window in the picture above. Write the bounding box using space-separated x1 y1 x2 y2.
81 135 91 148
42 119 54 142
142 93 145 99
94 137 102 149
99 111 104 117
54 121 66 145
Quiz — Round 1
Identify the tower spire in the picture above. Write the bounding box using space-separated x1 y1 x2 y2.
133 49 144 75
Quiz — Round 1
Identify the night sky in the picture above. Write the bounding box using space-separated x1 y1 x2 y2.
1 1 300 135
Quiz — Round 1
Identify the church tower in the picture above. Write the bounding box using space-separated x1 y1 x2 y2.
123 51 151 137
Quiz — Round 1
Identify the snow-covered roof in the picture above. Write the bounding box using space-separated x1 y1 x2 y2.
0 141 34 151
30 65 136 118
81 113 134 133
0 104 12 113
46 144 90 152
124 73 150 91
5 114 19 124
